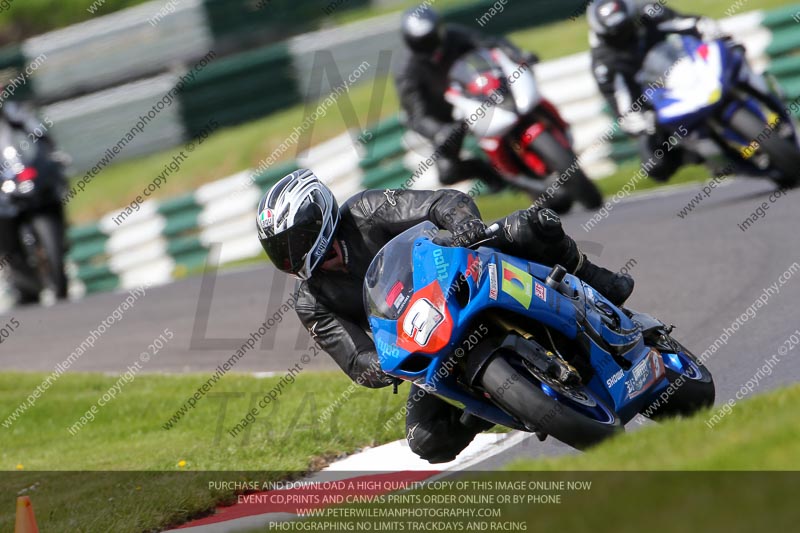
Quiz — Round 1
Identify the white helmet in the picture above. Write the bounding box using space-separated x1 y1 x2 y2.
256 169 340 280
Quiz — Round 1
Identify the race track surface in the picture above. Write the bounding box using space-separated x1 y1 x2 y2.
4 179 799 461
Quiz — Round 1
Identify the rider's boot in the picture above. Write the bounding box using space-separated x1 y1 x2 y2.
494 207 634 306
575 254 634 306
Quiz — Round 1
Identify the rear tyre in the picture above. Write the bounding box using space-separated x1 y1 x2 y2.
639 340 715 420
728 107 800 188
480 353 622 450
529 131 604 210
30 212 68 300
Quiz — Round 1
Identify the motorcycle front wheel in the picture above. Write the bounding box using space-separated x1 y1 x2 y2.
528 131 604 211
728 107 800 188
480 351 622 450
29 212 68 300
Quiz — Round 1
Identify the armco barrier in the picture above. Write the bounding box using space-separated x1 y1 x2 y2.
46 73 188 173
0 44 32 102
9 0 375 105
178 43 301 137
62 5 797 295
204 0 370 54
0 0 600 180
765 5 800 102
288 0 586 102
66 158 300 293
22 0 214 102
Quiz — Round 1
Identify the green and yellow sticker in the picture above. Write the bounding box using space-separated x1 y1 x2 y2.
501 261 533 308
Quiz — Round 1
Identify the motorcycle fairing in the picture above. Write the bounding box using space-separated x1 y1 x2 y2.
366 223 670 426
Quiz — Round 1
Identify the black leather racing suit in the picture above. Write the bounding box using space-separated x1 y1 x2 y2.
294 188 582 463
589 3 720 181
393 25 533 189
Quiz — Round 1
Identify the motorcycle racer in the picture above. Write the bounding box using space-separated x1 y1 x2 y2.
587 0 727 181
393 4 536 191
0 100 67 304
256 168 634 463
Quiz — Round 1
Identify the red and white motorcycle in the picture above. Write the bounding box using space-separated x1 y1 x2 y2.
445 48 602 213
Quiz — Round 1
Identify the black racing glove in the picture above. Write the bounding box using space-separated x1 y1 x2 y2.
498 43 538 66
450 218 488 248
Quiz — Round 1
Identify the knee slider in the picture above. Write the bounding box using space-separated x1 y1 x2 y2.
407 426 455 463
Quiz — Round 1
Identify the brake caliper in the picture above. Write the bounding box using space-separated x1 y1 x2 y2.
523 350 581 387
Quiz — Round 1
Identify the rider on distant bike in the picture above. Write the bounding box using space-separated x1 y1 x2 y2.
587 0 727 181
0 100 66 304
393 5 536 191
256 169 633 463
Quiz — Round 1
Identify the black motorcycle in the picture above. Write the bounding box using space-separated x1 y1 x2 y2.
0 124 68 304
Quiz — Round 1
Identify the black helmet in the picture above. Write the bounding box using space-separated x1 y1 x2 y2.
401 5 442 55
588 0 638 47
256 169 340 280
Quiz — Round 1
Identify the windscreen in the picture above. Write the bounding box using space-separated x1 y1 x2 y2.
449 50 495 91
449 49 514 111
639 37 692 86
363 222 437 321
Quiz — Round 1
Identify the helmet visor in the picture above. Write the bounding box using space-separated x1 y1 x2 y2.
263 218 323 277
409 28 441 54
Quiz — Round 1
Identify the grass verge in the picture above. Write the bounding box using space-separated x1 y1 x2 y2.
64 75 400 223
511 383 800 471
0 1 149 45
263 384 800 533
0 370 406 531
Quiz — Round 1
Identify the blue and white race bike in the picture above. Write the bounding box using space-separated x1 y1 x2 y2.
364 222 715 450
640 34 800 187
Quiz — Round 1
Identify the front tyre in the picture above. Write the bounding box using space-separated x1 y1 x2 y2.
480 353 622 450
529 131 604 210
31 212 68 300
639 339 715 420
728 107 800 188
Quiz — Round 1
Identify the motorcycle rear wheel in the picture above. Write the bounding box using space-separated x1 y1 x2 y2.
480 352 622 450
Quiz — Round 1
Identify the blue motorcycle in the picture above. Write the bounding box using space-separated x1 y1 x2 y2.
364 222 714 449
640 34 800 187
